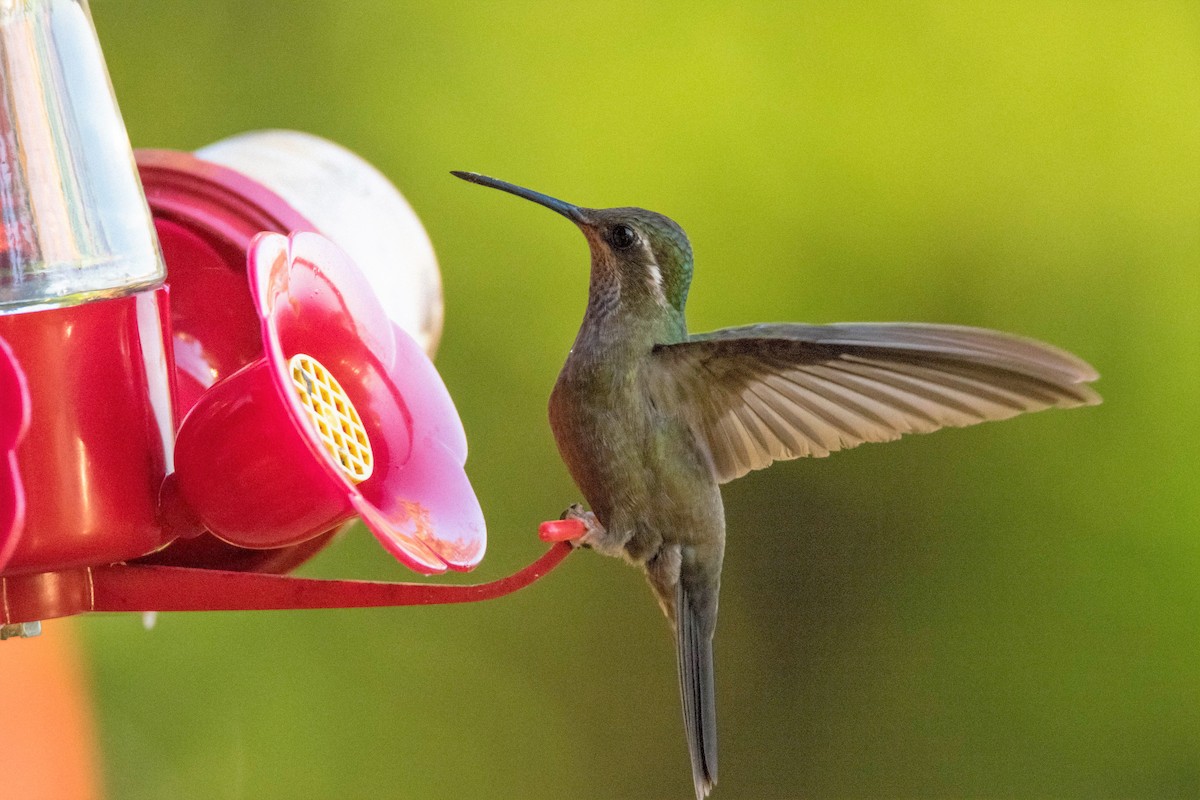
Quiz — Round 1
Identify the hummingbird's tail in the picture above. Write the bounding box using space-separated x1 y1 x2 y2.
676 579 718 799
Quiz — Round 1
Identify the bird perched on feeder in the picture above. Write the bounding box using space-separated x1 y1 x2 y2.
453 170 1100 799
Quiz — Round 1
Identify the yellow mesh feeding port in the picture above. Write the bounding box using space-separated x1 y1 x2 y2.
288 353 373 483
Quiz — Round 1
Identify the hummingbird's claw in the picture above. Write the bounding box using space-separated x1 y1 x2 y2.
561 503 589 521
555 504 597 548
558 503 631 556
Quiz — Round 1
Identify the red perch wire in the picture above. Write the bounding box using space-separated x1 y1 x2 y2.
89 519 586 614
0 520 586 621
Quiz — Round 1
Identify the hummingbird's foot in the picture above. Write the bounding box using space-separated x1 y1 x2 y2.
561 504 626 558
561 504 599 547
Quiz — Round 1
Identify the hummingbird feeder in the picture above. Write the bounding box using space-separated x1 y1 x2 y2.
0 335 29 575
0 0 580 633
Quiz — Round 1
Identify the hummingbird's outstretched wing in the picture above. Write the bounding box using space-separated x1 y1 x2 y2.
649 322 1100 483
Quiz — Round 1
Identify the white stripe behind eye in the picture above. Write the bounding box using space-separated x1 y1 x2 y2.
646 258 668 306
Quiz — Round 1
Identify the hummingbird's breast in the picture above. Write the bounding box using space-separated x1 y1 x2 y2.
548 351 648 517
549 344 721 565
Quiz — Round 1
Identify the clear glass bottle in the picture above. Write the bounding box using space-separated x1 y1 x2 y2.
0 0 164 312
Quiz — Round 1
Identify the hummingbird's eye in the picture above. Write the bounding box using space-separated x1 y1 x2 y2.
608 223 637 250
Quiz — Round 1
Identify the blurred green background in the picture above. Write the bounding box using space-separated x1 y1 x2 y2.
72 1 1200 797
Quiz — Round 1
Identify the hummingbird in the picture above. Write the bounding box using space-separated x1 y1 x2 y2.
452 170 1100 799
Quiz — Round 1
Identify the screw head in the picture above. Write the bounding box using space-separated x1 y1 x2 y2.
0 621 42 640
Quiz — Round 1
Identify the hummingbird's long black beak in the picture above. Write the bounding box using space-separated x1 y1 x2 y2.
451 171 586 223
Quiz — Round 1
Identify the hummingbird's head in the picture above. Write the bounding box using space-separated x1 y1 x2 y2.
452 172 694 320
579 206 693 316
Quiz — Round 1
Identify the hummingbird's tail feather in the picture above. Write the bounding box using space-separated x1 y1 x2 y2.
677 580 718 799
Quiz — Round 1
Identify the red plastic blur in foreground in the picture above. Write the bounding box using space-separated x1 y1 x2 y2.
0 289 175 575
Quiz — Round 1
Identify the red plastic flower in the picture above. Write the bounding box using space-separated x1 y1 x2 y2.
173 232 485 574
0 336 29 572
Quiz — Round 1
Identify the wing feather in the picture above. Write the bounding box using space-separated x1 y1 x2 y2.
650 322 1100 483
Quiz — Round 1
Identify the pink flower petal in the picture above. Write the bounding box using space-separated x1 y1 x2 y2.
246 232 485 573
